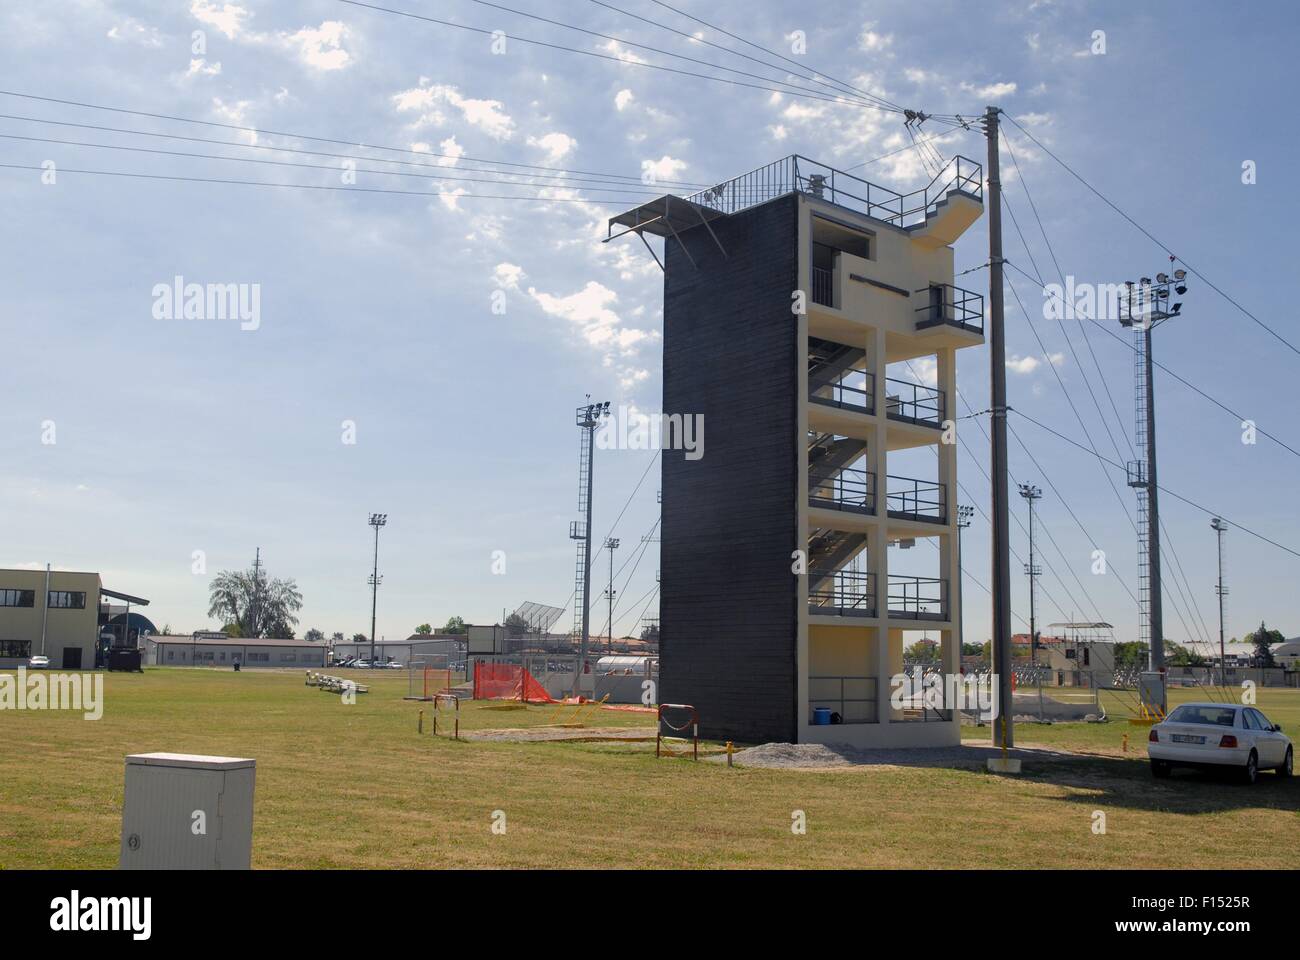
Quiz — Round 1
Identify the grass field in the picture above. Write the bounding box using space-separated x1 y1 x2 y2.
2 668 1298 869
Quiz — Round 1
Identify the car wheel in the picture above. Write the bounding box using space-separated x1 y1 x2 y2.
1278 747 1293 778
1243 750 1259 785
1150 759 1172 778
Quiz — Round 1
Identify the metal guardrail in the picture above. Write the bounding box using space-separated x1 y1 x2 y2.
809 675 878 724
884 377 945 427
809 372 874 414
686 154 983 227
809 465 876 514
886 476 947 523
915 283 984 333
808 568 876 617
888 576 947 620
812 266 834 307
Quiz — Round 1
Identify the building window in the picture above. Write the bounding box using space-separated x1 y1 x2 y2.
48 591 86 609
0 589 36 607
0 639 33 658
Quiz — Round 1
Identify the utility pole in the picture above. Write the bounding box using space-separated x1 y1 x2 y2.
1211 518 1228 685
983 105 1014 748
605 537 619 655
368 513 387 665
1019 485 1043 661
1121 264 1189 709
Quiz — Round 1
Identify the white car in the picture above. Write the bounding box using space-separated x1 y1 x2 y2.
27 655 50 669
1148 702 1293 784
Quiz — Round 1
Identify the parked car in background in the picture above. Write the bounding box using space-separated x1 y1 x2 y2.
27 655 49 669
1148 702 1292 784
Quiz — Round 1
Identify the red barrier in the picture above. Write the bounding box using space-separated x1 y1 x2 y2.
472 660 556 703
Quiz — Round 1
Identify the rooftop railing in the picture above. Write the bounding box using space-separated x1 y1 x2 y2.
687 154 983 228
808 568 876 618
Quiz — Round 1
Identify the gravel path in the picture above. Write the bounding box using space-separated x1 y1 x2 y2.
709 741 1081 770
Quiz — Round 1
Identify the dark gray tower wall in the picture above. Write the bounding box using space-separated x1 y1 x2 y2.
659 194 799 744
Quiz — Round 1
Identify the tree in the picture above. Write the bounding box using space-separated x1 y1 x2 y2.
330 632 344 643
1166 641 1207 667
904 639 940 662
351 633 367 643
442 616 467 636
1249 621 1281 668
640 623 660 643
207 566 303 639
414 623 433 636
1114 641 1148 672
304 628 325 643
504 613 529 638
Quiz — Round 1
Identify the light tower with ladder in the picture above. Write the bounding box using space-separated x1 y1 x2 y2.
1120 263 1189 711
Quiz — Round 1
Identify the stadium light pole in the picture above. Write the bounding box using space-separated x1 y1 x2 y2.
605 537 620 656
1018 484 1043 661
368 513 387 665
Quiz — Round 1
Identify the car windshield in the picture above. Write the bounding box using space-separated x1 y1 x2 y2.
1167 705 1237 726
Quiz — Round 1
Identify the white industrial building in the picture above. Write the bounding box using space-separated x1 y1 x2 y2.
150 634 326 668
332 634 465 666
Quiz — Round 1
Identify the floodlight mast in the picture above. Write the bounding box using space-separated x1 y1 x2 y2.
368 513 387 665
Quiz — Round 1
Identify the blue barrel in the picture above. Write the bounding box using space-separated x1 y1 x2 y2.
812 707 831 725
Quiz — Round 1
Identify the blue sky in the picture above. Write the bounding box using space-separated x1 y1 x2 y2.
1 0 1297 650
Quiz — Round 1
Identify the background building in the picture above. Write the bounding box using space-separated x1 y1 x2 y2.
150 634 326 668
331 634 465 665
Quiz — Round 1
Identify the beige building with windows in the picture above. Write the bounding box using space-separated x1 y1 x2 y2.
0 568 140 669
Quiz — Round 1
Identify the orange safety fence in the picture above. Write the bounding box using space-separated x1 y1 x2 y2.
472 661 556 703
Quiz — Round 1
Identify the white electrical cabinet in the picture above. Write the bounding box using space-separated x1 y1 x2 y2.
119 752 256 870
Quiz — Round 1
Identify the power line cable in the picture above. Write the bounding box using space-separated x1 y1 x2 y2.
0 90 706 186
335 0 909 114
1004 112 1300 358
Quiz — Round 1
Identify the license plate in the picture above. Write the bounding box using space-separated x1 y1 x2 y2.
1172 734 1205 744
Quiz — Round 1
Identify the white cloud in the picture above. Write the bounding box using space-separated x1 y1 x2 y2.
614 89 634 111
438 186 467 211
107 19 164 47
284 21 352 71
493 263 525 290
393 82 515 140
641 155 686 184
1006 352 1063 374
527 132 577 165
190 1 250 40
185 58 223 78
858 23 893 52
960 80 1018 99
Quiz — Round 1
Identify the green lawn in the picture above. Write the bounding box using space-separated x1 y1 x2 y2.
2 668 1298 869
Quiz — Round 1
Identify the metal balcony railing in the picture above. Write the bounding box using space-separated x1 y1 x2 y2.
886 476 947 523
809 465 876 515
812 266 834 307
888 576 947 621
884 377 945 427
808 568 876 618
685 155 983 228
915 283 984 334
809 370 875 414
809 675 878 724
